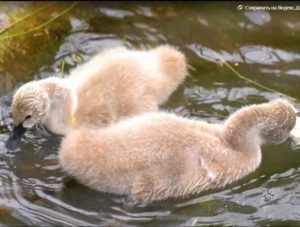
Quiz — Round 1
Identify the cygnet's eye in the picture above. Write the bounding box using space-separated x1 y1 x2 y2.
25 115 32 120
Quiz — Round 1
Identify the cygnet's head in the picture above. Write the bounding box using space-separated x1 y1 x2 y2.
6 81 50 150
259 99 296 144
11 81 50 128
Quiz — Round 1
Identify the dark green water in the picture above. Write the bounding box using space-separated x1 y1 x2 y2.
0 1 300 226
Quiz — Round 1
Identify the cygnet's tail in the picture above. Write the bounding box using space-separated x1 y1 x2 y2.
149 45 188 105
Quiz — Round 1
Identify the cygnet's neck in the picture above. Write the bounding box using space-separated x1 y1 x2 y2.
40 77 76 135
223 104 268 153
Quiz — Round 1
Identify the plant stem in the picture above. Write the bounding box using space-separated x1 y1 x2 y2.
0 2 57 35
222 60 300 102
61 60 65 74
0 2 76 41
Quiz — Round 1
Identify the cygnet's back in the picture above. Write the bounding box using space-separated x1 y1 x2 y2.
71 45 187 129
59 99 296 201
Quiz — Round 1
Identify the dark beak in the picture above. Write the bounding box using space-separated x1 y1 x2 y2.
5 124 27 150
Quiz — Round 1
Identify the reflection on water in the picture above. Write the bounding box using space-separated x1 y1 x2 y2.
0 1 300 226
244 10 271 26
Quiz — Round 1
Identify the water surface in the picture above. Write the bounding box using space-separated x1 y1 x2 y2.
0 1 300 226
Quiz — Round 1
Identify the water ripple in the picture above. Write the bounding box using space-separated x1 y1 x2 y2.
0 1 299 225
98 7 134 18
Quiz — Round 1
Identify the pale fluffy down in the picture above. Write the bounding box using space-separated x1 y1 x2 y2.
11 45 187 134
59 99 296 202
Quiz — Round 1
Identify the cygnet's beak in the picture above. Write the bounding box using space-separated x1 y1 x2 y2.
5 124 27 150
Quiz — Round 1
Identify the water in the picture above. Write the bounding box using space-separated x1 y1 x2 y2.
0 2 300 226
